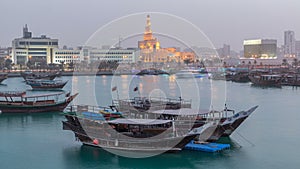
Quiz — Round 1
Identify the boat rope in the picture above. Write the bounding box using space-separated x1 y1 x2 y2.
228 125 255 147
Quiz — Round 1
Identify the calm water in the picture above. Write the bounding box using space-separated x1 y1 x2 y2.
1 75 300 169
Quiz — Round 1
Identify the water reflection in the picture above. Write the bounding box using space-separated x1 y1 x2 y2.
62 144 237 169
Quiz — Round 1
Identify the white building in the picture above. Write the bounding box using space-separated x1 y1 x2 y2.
52 47 137 65
88 48 136 63
284 30 296 57
11 25 58 65
53 49 81 64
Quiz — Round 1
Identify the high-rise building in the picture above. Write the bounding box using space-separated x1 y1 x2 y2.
296 41 300 57
243 39 277 59
223 44 230 57
284 30 296 57
218 44 230 58
11 25 58 65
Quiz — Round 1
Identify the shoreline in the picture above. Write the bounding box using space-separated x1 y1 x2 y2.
5 71 137 77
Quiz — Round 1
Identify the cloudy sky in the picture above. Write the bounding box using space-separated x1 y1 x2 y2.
0 0 299 51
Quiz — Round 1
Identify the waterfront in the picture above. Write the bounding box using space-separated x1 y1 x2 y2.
1 75 300 169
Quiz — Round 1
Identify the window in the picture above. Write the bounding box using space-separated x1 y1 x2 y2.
29 42 48 45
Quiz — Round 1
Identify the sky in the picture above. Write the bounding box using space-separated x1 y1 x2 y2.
0 0 299 51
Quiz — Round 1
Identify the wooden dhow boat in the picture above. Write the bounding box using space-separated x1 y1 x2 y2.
21 70 60 80
249 74 282 87
114 97 258 142
26 79 68 90
62 105 215 154
0 73 8 83
0 91 78 113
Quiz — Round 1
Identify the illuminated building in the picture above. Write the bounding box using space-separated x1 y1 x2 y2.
138 15 195 63
243 39 277 59
11 25 58 65
138 15 160 50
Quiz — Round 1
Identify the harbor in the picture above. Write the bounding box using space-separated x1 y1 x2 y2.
1 1 300 168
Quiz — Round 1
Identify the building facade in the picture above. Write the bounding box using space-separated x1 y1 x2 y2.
53 49 81 64
0 47 11 59
138 15 160 50
296 41 300 58
11 25 58 65
89 48 136 63
243 39 277 59
284 30 296 57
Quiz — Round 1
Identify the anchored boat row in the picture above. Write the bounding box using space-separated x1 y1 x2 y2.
62 97 258 153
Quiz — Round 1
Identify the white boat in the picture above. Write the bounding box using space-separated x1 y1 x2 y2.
175 68 208 78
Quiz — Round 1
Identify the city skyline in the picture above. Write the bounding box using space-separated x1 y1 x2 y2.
0 0 299 51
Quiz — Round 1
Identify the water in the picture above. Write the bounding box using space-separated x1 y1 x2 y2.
1 75 300 169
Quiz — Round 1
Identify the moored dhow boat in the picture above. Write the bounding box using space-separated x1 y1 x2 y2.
0 91 78 113
206 105 258 142
62 105 210 154
115 98 258 142
136 68 169 76
231 72 250 83
113 96 192 112
21 70 60 80
0 73 8 83
26 79 68 90
282 73 300 86
146 106 258 142
249 74 282 87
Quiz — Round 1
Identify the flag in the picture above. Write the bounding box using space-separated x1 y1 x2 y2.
112 86 117 91
133 86 139 92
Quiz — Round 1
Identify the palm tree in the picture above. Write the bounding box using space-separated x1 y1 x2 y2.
292 58 298 68
282 58 288 67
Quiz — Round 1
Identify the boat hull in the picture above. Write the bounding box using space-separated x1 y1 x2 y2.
0 93 78 113
63 115 197 153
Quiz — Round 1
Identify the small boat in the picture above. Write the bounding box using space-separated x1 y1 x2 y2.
26 79 68 90
0 91 78 113
62 105 199 155
175 68 208 79
282 73 300 86
231 72 250 83
0 73 8 83
136 68 169 76
21 70 60 80
249 74 282 87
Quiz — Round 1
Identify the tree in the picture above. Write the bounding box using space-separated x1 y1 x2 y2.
183 59 191 66
60 61 65 72
292 58 298 68
282 59 288 67
4 58 12 70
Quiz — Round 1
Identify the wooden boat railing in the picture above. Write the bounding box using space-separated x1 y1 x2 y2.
112 97 192 111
